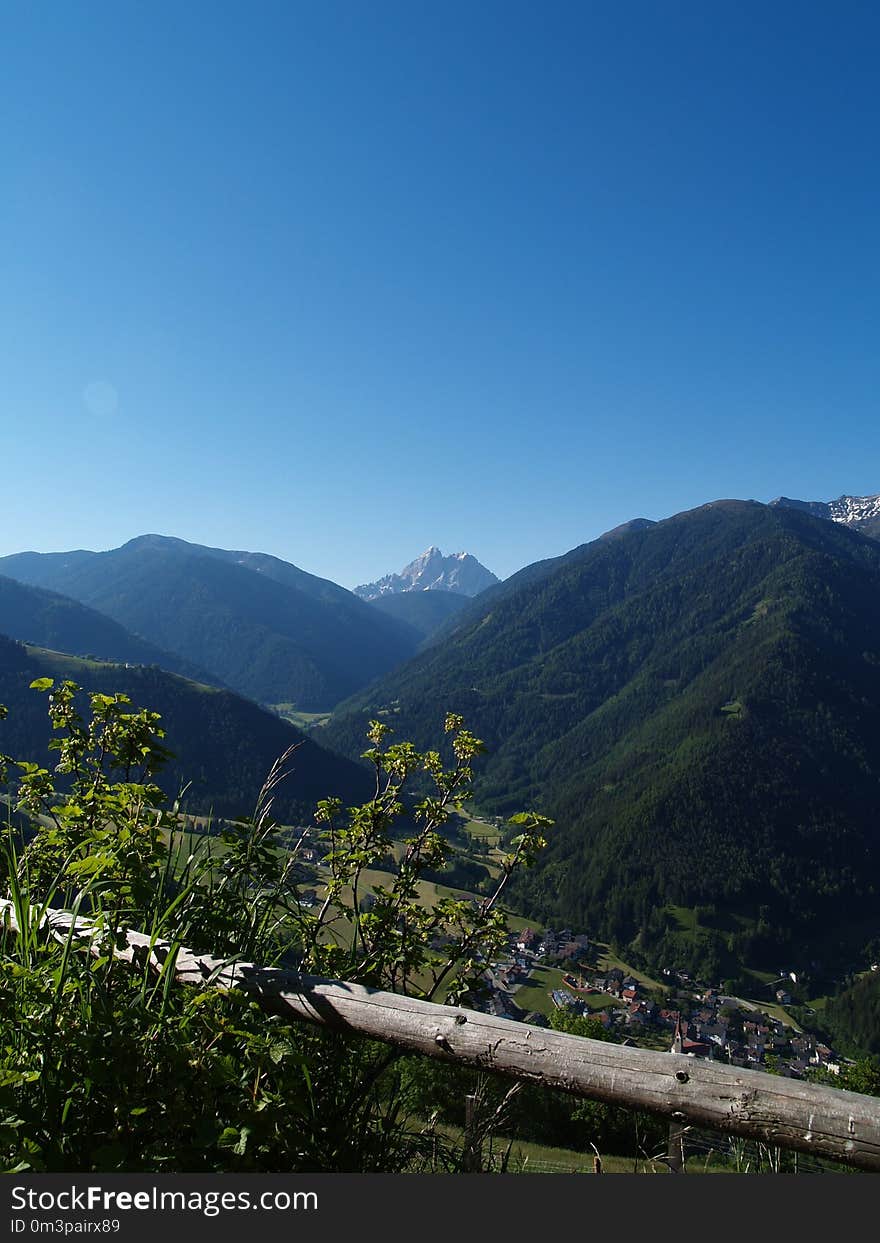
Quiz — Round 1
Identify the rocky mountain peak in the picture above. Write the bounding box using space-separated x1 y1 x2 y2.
354 547 499 600
769 492 880 540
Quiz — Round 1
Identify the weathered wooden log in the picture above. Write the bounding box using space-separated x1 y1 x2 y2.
4 897 880 1171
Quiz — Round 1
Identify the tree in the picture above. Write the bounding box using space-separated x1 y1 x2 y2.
1 681 550 1172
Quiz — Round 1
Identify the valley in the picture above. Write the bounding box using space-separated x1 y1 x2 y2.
156 794 866 1089
4 500 880 1075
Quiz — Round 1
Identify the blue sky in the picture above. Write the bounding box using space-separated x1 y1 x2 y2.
2 1 878 587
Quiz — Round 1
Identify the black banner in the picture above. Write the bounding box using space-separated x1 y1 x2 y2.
2 1170 871 1240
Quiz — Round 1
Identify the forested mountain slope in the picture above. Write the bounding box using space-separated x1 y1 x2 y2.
326 501 880 967
0 536 420 711
0 574 217 684
0 635 371 821
366 588 469 641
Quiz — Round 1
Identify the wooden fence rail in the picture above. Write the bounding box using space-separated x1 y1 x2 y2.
4 897 880 1172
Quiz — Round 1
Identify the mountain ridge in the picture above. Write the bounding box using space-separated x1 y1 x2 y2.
0 536 420 711
770 492 880 539
0 573 220 685
325 499 880 975
0 634 371 821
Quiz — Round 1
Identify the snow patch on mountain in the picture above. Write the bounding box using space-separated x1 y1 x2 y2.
770 493 880 535
826 494 880 524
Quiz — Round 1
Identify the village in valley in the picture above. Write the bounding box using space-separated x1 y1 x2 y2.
467 923 845 1082
286 813 849 1086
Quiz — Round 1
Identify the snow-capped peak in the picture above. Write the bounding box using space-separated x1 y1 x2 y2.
354 547 499 600
769 492 880 539
826 494 880 524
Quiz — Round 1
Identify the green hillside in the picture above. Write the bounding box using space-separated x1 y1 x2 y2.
822 971 880 1057
0 573 217 684
325 502 880 973
0 634 371 821
0 536 420 711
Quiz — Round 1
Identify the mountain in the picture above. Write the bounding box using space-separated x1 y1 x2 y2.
354 547 499 600
0 536 420 712
0 574 217 684
366 589 470 642
0 634 370 821
770 492 880 540
383 517 660 654
597 517 657 542
326 500 880 974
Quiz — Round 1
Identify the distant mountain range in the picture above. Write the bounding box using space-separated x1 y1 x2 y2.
770 492 880 540
0 573 217 684
0 536 421 712
354 546 499 600
0 635 370 822
6 496 880 981
326 498 880 977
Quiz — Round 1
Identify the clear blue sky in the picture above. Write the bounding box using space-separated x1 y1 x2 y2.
2 1 878 587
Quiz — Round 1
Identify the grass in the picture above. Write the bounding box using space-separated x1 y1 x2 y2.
25 645 221 693
164 827 226 862
667 904 697 932
594 944 664 992
433 1126 734 1173
474 854 504 880
488 1137 669 1174
322 863 538 930
270 705 331 730
162 817 539 957
329 865 470 912
753 1000 803 1031
666 904 753 936
25 645 107 672
513 964 624 1018
512 965 569 1016
496 907 544 935
740 966 776 986
501 1138 731 1174
459 816 502 847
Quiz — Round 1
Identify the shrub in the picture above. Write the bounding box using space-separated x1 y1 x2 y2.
0 683 549 1172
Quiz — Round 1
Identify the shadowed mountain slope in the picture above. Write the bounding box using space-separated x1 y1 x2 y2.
0 536 420 711
0 574 217 684
366 588 469 642
0 635 371 822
